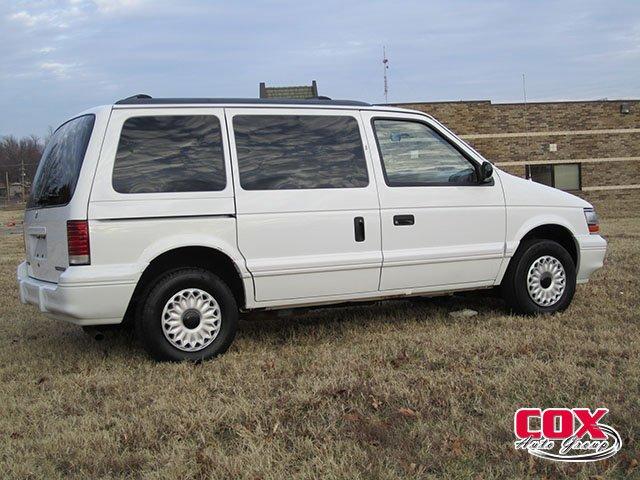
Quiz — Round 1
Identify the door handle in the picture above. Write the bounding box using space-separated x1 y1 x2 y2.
354 217 365 242
393 214 415 226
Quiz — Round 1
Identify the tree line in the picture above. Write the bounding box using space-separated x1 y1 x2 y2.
0 135 45 197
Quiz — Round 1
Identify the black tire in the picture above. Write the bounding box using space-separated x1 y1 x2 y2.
501 239 576 315
135 268 238 361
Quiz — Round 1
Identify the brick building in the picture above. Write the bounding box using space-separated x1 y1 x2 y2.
391 99 640 195
254 82 638 199
260 81 319 99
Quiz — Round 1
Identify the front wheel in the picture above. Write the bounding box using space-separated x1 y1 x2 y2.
136 268 238 361
501 239 576 315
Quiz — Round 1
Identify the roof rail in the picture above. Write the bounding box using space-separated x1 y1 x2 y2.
114 95 370 107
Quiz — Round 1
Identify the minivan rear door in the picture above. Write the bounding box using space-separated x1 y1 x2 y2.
227 107 382 303
24 112 103 283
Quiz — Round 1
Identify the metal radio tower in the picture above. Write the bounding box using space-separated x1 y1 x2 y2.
383 46 389 103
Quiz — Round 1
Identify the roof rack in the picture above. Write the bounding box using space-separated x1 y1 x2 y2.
115 94 370 107
118 94 152 102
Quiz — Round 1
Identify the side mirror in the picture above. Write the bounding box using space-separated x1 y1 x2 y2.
480 162 493 182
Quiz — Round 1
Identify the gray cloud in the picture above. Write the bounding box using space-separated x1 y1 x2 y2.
1 0 639 136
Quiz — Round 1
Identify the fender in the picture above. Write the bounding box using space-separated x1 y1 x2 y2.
136 233 250 278
506 212 580 258
494 211 581 285
129 232 256 311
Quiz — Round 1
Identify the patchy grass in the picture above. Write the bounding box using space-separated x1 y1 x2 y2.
0 197 638 479
0 208 23 236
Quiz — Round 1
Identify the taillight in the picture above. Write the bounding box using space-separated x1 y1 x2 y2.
584 208 600 234
67 220 90 265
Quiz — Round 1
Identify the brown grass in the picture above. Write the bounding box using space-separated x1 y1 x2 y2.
0 193 638 479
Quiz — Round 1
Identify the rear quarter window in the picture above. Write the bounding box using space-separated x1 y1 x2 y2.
112 115 226 194
27 114 95 209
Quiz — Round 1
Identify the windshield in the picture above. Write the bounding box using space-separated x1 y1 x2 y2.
27 114 95 209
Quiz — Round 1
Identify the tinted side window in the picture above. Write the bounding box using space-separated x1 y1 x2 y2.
28 114 95 209
233 115 368 190
113 115 226 193
373 120 478 186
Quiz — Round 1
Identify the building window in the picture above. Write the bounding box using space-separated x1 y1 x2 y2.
527 163 581 191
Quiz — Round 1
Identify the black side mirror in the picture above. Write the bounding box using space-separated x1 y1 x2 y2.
480 162 493 182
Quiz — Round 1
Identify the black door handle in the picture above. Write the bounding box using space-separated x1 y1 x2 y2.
393 214 415 226
354 217 365 242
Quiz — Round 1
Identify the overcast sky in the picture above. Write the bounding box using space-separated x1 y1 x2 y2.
1 0 639 137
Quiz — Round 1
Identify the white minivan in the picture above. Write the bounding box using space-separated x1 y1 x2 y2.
17 95 607 361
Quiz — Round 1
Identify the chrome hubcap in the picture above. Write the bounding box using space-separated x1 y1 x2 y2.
161 288 222 352
527 255 566 307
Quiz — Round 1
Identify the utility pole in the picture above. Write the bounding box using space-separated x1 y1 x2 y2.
5 171 9 204
21 155 26 202
383 46 389 103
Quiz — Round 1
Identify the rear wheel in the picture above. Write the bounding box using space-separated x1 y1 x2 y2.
502 239 576 315
136 268 238 361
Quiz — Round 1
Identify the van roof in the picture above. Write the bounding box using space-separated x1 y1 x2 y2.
115 94 371 107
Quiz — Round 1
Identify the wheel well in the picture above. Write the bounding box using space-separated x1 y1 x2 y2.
518 224 578 266
123 246 246 323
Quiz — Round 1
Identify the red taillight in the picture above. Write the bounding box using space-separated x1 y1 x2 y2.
588 224 600 234
67 220 90 265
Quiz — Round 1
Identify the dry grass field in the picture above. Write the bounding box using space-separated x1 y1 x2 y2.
0 193 638 479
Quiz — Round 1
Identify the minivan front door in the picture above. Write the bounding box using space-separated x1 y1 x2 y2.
227 108 382 303
361 111 506 292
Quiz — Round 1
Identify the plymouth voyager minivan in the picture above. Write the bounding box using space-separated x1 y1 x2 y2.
17 95 606 360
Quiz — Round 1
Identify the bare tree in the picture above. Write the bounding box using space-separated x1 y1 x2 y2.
0 135 44 197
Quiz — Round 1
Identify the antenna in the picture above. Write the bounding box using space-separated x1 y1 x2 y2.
522 73 531 180
383 46 389 103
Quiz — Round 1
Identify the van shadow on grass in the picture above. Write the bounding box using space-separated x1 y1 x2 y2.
49 289 507 360
236 290 507 344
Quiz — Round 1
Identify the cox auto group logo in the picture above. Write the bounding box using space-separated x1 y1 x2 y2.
514 408 622 462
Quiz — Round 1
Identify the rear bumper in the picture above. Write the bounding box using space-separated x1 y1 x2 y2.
16 261 136 326
576 234 607 284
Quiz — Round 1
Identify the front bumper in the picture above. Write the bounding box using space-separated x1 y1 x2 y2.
16 261 135 326
576 234 607 284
